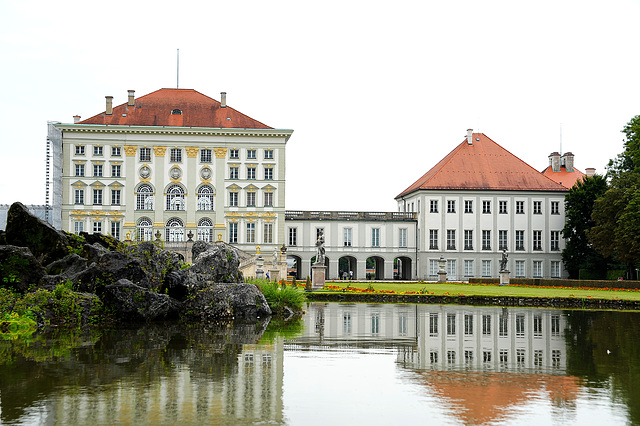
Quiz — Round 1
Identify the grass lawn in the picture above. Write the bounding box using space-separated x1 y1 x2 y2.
314 281 640 301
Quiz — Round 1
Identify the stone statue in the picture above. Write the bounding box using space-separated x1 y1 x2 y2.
272 247 279 268
315 229 325 265
499 249 508 272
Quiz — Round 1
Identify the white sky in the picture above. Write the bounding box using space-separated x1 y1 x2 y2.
1 0 639 212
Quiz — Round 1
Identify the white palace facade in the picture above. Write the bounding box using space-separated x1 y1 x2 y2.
48 90 585 280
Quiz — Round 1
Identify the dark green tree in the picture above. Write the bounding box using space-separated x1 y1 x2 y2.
588 115 640 277
562 174 608 278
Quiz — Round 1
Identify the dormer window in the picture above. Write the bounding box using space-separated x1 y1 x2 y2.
171 109 182 115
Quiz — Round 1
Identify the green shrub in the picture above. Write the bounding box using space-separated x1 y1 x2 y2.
248 278 307 314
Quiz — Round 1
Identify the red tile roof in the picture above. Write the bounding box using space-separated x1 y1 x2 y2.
541 165 586 189
396 133 567 198
78 88 272 129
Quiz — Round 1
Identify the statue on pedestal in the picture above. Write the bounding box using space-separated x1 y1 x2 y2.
499 249 509 272
314 229 325 265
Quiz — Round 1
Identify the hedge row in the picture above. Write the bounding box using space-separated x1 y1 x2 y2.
468 277 640 290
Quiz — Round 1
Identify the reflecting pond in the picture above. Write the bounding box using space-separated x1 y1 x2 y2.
1 303 639 425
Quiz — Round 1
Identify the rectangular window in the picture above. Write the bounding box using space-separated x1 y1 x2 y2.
534 350 543 368
344 228 352 247
139 148 151 162
551 315 561 336
75 145 85 155
289 228 297 246
429 313 438 336
482 314 491 336
447 229 456 250
533 201 542 214
111 189 121 206
500 349 508 365
74 221 84 234
551 261 561 278
447 260 456 279
111 164 121 177
75 164 85 177
517 349 526 367
499 230 508 250
264 149 273 159
482 200 491 214
247 167 256 180
93 221 102 233
534 315 543 337
264 192 273 207
229 166 239 179
170 148 182 162
93 189 102 205
516 200 524 214
447 313 456 335
483 351 492 363
552 350 561 368
464 230 473 250
533 230 542 251
447 200 456 213
110 222 120 239
464 200 473 213
516 260 525 277
430 200 438 213
551 201 560 215
550 231 560 251
533 260 543 277
464 314 473 335
93 146 103 156
516 314 525 337
464 260 474 276
247 192 256 207
111 146 121 156
230 149 239 159
200 149 212 163
499 200 508 214
429 259 438 276
398 314 408 335
74 189 84 205
246 223 255 243
264 167 273 180
399 228 407 248
465 350 474 364
229 222 238 243
247 149 256 159
482 260 491 277
429 229 438 249
482 230 491 250
516 230 524 250
430 350 439 364
371 228 380 247
447 350 456 364
371 314 380 334
229 192 238 207
263 223 273 244
93 164 103 177
499 313 508 336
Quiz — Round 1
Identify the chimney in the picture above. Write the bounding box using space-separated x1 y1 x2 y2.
466 129 473 145
127 90 135 107
73 115 81 124
548 152 561 172
562 152 574 172
220 92 227 108
105 96 113 115
585 167 596 177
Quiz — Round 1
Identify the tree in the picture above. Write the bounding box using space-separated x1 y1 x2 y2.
588 115 640 277
562 174 609 278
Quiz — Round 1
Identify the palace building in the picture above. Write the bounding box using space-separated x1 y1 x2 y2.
52 88 293 254
47 90 581 280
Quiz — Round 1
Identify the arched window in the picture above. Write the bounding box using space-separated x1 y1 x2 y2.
166 218 184 242
166 185 185 211
137 217 153 241
197 218 213 242
197 185 215 211
136 184 154 210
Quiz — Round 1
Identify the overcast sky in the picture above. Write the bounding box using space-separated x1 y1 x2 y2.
1 0 639 212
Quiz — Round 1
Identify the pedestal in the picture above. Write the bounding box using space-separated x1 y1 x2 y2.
269 269 281 282
499 270 510 286
312 264 327 290
438 271 447 283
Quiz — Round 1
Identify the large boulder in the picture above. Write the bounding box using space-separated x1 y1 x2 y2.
45 253 88 278
100 279 182 322
5 202 70 264
69 251 150 293
190 242 243 283
122 242 185 288
0 245 46 293
183 283 271 322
